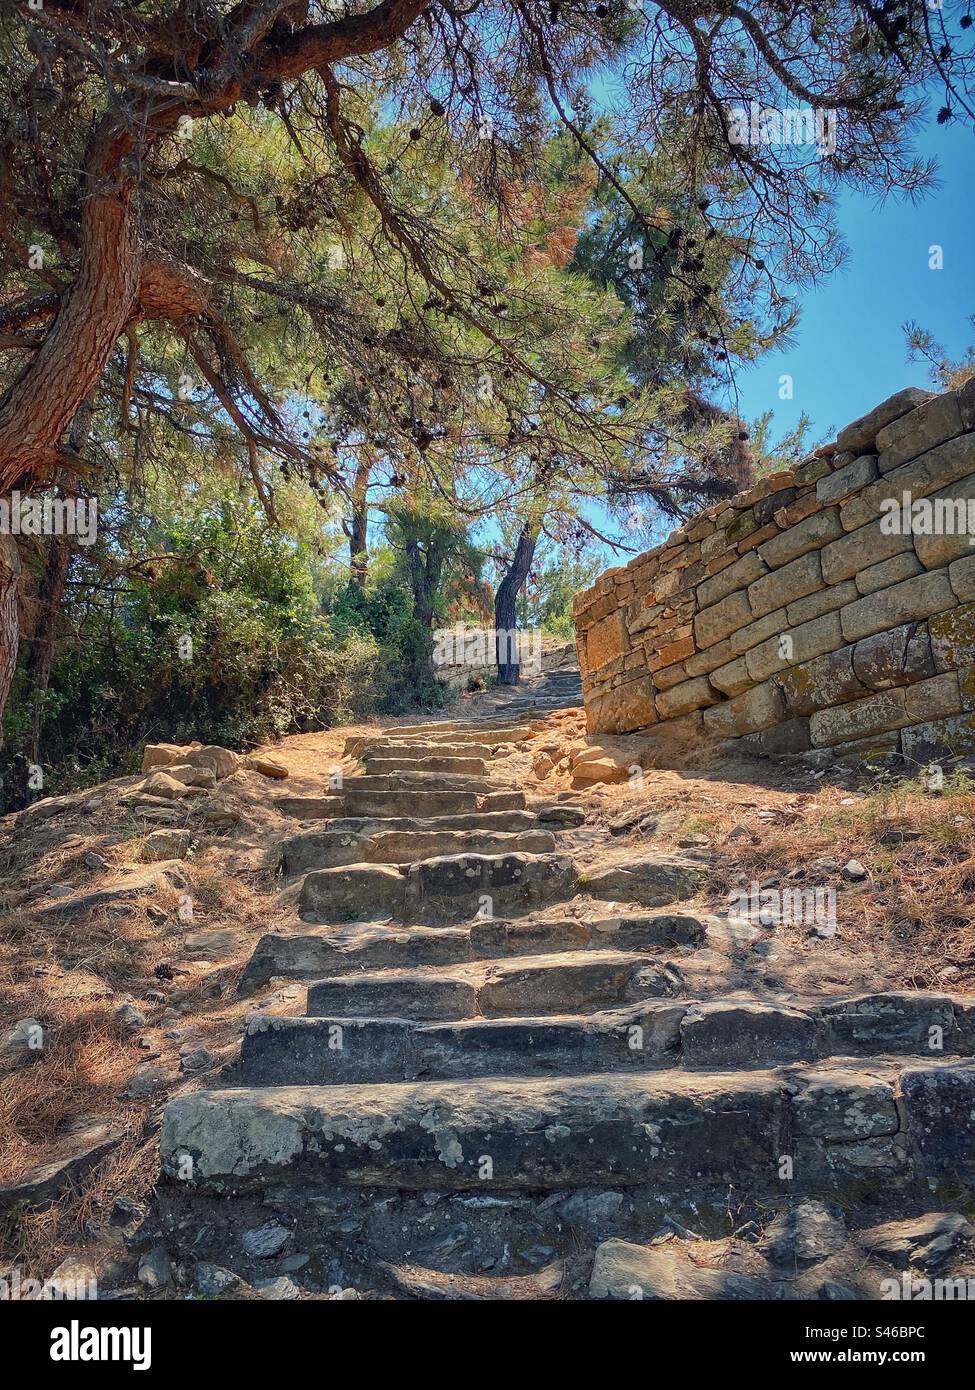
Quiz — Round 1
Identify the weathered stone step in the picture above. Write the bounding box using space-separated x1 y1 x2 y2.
362 755 490 776
351 721 531 744
240 991 975 1086
340 790 527 818
281 827 557 874
319 811 540 835
339 772 497 793
239 923 476 990
238 1001 686 1084
357 741 506 760
275 790 528 821
298 851 578 920
161 1060 975 1192
238 908 710 990
304 949 683 1020
681 992 973 1065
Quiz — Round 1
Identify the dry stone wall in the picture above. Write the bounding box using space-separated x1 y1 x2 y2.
573 383 975 765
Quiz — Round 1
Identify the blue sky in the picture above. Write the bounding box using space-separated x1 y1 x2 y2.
731 118 975 444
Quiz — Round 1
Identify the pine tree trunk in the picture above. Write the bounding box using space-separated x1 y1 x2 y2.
348 473 370 591
494 523 537 686
26 534 71 765
0 535 21 748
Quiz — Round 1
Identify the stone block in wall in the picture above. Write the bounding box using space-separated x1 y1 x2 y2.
733 472 797 509
592 654 626 684
816 454 878 505
702 681 785 738
903 672 961 724
809 688 909 747
757 507 842 568
585 610 629 670
728 607 789 656
747 550 823 618
929 604 975 674
836 387 933 454
700 530 730 562
754 487 799 526
684 637 736 677
961 665 975 711
745 611 843 683
626 595 663 636
651 661 689 691
923 603 973 678
839 570 956 643
686 517 716 543
840 433 975 533
722 508 761 546
694 589 752 649
588 592 617 623
730 718 813 757
696 550 768 609
648 635 695 670
885 431 975 500
793 457 832 487
786 579 859 626
809 672 961 748
854 550 923 596
703 551 739 580
949 555 975 601
912 475 975 568
821 516 913 584
774 491 822 528
710 656 751 697
651 568 682 602
655 676 721 720
641 712 704 746
779 647 866 718
876 391 963 473
738 521 780 554
827 731 902 765
901 713 975 763
586 675 657 734
852 623 935 690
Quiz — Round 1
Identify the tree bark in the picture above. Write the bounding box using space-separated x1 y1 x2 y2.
25 535 70 767
0 535 22 750
494 522 538 686
405 536 446 687
0 117 141 491
23 403 92 765
348 453 372 589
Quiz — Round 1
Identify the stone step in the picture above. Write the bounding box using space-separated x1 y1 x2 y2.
275 790 528 821
238 908 710 989
362 756 490 776
338 773 497 793
161 1059 975 1192
360 721 532 741
239 923 476 991
304 950 684 1020
281 828 557 874
318 811 541 835
358 742 504 761
298 851 578 920
338 790 527 818
240 992 975 1087
238 1001 686 1084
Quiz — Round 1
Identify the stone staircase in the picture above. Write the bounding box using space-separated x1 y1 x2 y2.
156 665 975 1297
